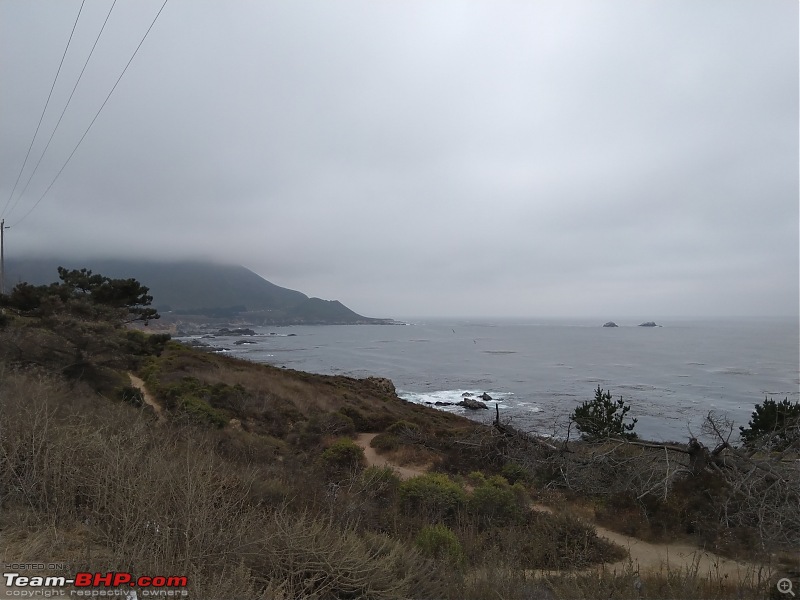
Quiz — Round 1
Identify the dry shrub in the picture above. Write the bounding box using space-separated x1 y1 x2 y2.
559 561 772 600
0 369 265 597
391 442 439 467
461 510 626 571
214 427 286 465
370 431 400 452
1 367 453 599
243 509 449 599
460 570 557 600
461 563 770 600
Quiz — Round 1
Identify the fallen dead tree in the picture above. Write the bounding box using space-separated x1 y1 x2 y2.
424 408 800 556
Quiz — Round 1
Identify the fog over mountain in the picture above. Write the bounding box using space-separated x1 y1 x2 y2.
4 257 388 324
1 1 797 318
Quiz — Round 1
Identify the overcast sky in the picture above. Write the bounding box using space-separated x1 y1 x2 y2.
1 1 797 318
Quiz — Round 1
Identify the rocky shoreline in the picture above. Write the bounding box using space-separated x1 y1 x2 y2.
422 391 492 410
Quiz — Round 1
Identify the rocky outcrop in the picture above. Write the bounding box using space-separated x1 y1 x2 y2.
233 339 257 345
603 321 618 327
458 398 489 410
364 377 396 394
427 396 489 410
184 339 211 348
638 322 659 327
217 328 256 336
480 392 493 401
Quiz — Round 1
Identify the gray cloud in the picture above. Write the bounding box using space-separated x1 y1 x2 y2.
1 0 796 318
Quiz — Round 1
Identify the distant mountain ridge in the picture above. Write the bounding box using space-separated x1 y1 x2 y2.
4 258 390 325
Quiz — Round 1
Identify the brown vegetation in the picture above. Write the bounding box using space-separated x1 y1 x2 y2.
0 281 795 598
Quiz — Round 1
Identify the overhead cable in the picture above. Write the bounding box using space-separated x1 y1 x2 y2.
1 0 87 220
12 0 170 227
6 0 118 221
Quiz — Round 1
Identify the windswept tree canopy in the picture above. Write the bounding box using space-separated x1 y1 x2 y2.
570 385 638 440
2 267 159 325
57 267 160 324
739 397 800 452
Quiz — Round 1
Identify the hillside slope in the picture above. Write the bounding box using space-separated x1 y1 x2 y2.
0 283 787 599
4 258 389 324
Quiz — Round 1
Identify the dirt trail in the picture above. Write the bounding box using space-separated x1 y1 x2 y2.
592 524 757 578
355 433 762 579
354 433 428 480
128 373 165 423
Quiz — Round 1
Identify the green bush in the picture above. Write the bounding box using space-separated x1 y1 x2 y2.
467 476 525 527
370 432 400 452
399 473 466 522
387 420 421 436
206 382 250 412
466 471 487 486
319 438 366 476
123 330 171 357
739 397 800 451
179 394 227 428
117 385 144 407
319 411 356 437
338 406 369 431
414 524 465 566
570 385 637 440
500 462 530 485
359 466 401 501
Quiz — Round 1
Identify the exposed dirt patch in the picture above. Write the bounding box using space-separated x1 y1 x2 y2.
530 502 762 578
128 373 165 424
354 433 428 480
591 523 758 578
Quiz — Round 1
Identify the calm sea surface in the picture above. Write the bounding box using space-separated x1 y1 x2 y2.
183 318 799 442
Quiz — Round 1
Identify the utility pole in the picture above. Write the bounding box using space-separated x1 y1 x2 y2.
0 219 6 295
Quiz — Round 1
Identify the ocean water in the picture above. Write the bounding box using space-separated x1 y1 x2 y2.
182 318 800 442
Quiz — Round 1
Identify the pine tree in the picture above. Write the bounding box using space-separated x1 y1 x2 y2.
571 385 637 440
739 397 800 451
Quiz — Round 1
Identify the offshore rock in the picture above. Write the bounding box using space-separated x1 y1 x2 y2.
217 328 256 336
603 321 618 327
638 322 659 327
459 398 489 410
480 392 493 401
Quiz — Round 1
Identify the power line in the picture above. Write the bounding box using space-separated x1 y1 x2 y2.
0 0 86 220
5 0 118 221
12 0 170 228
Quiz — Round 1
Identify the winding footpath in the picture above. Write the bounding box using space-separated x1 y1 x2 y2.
353 433 764 581
356 433 428 481
128 373 165 424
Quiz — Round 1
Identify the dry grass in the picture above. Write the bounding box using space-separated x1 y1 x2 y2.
149 342 475 433
1 329 792 599
0 368 449 599
385 443 440 468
